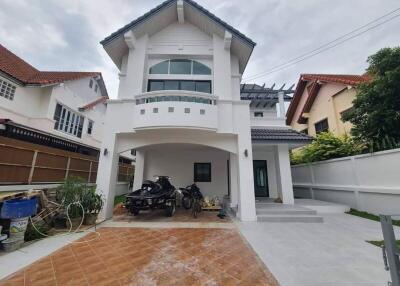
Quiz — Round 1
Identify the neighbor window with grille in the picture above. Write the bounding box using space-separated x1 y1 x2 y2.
0 78 16 101
194 163 211 182
314 118 329 134
53 103 84 138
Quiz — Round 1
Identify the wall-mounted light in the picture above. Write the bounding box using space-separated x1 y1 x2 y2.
244 149 248 157
103 148 108 156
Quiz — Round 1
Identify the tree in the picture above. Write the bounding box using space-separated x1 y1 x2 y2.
342 47 400 151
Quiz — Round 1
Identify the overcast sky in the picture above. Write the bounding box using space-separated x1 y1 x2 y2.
1 0 399 98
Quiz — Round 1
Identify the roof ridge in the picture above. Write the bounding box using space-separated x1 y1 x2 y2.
100 0 255 47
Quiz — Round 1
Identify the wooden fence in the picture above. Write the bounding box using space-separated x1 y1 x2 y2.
0 136 134 185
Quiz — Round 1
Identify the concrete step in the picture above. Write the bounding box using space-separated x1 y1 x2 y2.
257 214 324 223
256 208 317 215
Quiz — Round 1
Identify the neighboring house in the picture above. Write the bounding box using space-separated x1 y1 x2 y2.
0 44 108 154
286 74 371 137
96 0 311 221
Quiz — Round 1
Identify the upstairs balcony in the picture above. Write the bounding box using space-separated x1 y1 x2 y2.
133 91 218 130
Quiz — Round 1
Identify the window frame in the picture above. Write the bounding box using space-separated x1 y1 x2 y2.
194 162 211 182
149 59 211 75
314 118 329 134
0 78 16 101
54 103 84 138
147 79 212 94
87 120 94 135
254 112 264 117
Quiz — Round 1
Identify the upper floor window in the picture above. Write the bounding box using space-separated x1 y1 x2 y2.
0 78 16 101
254 112 264 117
54 103 84 138
315 118 329 134
148 80 211 94
87 120 94 135
149 59 211 75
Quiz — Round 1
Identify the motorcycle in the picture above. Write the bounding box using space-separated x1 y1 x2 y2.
125 176 176 217
179 183 203 218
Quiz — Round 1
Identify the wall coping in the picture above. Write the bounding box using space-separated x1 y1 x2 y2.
292 147 400 168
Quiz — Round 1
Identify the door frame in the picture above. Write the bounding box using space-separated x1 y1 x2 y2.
253 160 269 197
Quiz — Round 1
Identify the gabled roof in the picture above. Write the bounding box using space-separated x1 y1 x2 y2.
286 73 371 125
101 0 255 73
101 0 255 47
0 44 108 96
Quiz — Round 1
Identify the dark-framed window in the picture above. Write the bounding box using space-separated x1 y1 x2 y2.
340 107 354 121
314 118 329 134
254 112 263 117
301 128 308 135
194 163 211 182
148 80 211 94
87 120 94 135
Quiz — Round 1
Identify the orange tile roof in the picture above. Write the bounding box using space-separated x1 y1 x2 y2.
0 44 100 85
79 96 108 111
286 73 372 125
301 74 371 86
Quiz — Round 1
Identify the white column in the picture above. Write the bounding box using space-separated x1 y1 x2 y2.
96 135 119 220
213 33 231 100
278 91 286 119
133 150 146 191
237 134 257 221
275 144 294 204
229 153 239 208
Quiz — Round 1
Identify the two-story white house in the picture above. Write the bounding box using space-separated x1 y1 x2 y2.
96 0 311 221
0 43 108 156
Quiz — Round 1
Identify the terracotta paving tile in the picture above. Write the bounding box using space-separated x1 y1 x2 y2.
0 227 278 286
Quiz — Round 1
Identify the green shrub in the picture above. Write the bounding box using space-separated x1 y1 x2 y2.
291 132 364 165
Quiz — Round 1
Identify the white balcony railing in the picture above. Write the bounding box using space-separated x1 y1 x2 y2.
133 91 218 130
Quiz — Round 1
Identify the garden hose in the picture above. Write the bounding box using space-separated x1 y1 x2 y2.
28 200 101 244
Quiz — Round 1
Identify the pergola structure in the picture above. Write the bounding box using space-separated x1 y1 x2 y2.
240 83 294 108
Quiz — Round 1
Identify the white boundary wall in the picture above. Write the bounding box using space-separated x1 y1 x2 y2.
291 148 400 215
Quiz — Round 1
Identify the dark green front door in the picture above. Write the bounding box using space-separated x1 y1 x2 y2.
253 160 269 197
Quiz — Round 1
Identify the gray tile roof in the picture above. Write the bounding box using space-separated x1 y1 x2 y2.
251 128 313 142
101 0 256 47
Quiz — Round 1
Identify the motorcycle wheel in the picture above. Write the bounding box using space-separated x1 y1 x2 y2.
131 207 140 216
165 202 176 217
182 195 192 210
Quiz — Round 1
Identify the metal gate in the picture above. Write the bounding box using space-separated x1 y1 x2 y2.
380 215 400 286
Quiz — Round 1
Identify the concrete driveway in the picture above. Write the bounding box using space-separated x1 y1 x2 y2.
237 213 400 286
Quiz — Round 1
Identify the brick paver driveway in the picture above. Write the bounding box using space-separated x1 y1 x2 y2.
0 227 278 286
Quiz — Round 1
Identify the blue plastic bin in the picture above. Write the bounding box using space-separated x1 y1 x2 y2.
0 197 38 219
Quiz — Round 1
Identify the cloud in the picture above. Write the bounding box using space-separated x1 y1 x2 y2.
1 0 399 98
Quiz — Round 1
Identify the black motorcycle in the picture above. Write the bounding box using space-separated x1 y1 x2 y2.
179 183 203 218
125 176 176 217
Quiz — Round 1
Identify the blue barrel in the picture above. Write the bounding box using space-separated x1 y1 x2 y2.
0 197 38 219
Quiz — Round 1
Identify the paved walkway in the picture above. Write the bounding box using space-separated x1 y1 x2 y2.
237 213 400 286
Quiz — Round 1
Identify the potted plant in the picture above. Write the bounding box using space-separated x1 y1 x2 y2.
81 186 104 225
56 176 85 229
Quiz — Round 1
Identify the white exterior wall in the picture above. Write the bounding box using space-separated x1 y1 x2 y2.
143 147 229 199
97 16 292 221
291 148 400 215
0 75 106 149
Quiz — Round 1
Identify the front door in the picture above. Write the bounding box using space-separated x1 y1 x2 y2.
253 160 269 197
